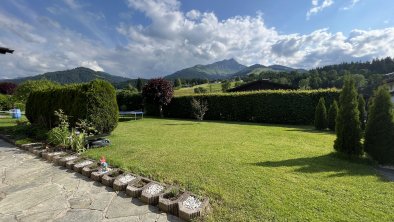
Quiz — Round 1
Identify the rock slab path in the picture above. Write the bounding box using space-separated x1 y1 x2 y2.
0 139 181 222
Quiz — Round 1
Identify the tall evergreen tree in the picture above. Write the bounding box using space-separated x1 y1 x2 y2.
364 86 394 164
136 78 143 92
328 100 339 131
174 78 182 88
334 76 363 156
358 95 366 130
314 97 328 130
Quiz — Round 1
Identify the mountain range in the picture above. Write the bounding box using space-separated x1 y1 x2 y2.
2 67 131 84
165 59 306 80
0 59 306 85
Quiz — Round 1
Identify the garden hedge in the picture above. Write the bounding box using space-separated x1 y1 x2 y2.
144 89 340 125
116 90 143 111
26 80 119 134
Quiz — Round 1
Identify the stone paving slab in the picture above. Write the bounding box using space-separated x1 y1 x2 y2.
0 139 182 222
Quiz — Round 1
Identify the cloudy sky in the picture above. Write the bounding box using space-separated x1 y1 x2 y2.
1 0 394 78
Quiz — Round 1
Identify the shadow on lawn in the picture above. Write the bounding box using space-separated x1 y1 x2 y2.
285 128 335 135
148 116 320 130
254 152 387 179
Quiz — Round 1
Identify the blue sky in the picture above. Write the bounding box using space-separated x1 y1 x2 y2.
1 0 394 78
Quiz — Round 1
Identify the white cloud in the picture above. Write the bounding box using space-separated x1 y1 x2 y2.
342 0 360 10
81 61 104 72
307 0 334 20
1 0 394 79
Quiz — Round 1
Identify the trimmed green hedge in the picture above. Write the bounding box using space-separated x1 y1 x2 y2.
26 80 119 134
116 90 143 111
145 89 339 125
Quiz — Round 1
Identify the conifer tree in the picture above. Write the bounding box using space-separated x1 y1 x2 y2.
334 76 363 156
328 100 339 131
358 95 366 130
314 97 328 130
364 86 394 164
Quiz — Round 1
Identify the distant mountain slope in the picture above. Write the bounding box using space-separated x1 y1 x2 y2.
232 64 307 77
2 67 131 84
165 58 246 80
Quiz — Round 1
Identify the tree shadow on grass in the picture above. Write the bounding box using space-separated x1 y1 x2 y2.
119 117 142 122
253 152 389 181
285 128 335 135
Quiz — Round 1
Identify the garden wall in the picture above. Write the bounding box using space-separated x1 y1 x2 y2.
26 80 119 133
149 89 340 125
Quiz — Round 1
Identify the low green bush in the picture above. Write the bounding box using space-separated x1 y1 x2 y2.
328 100 339 131
47 126 70 147
314 97 328 130
0 94 13 110
26 80 118 134
194 87 208 94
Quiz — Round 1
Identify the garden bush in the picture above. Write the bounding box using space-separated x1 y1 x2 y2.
158 89 339 125
0 94 13 110
364 86 394 165
26 80 118 134
314 97 328 130
194 87 208 94
328 100 339 131
334 76 362 156
116 90 143 111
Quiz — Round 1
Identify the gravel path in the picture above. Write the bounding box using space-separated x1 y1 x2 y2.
0 139 181 222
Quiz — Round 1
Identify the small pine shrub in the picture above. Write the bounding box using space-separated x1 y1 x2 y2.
334 76 362 156
364 86 394 165
314 97 328 130
328 100 339 131
358 95 366 130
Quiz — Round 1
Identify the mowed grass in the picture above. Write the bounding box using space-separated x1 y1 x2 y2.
174 82 236 96
83 118 394 221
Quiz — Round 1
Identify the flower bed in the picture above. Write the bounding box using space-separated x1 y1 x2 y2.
101 169 124 187
178 194 209 221
58 155 79 167
140 182 165 205
73 159 94 173
81 163 101 177
126 177 152 198
113 173 138 191
159 187 189 216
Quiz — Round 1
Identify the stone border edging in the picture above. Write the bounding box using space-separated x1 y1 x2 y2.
0 134 210 221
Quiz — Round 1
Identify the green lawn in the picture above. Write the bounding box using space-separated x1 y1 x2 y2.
174 82 236 96
80 118 394 221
